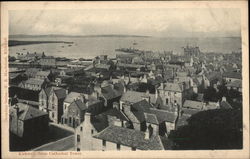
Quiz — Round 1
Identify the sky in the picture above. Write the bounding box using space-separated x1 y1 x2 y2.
9 8 241 37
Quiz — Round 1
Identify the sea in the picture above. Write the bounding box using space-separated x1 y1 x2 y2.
9 37 241 59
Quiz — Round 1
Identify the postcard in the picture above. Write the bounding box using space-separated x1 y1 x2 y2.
1 1 249 159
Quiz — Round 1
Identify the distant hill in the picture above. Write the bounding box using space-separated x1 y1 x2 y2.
9 34 151 39
9 40 73 47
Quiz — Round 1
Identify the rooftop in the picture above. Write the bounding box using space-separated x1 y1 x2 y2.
10 103 48 121
64 92 83 103
69 99 87 111
93 125 164 150
24 78 45 85
183 100 203 110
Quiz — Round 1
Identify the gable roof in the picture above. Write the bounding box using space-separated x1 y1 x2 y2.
101 84 123 100
222 72 242 79
64 92 83 103
53 87 67 99
226 80 242 88
10 103 47 121
93 125 164 150
121 91 157 104
145 113 159 125
9 87 40 102
24 78 45 86
103 108 129 121
69 99 87 111
220 101 232 109
159 82 184 92
183 100 203 110
127 100 177 124
36 71 50 77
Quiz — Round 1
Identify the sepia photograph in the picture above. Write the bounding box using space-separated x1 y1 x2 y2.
1 1 249 159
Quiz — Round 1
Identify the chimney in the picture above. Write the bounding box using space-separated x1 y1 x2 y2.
123 85 127 93
155 89 158 99
14 104 20 116
145 125 153 140
222 96 227 102
84 112 91 123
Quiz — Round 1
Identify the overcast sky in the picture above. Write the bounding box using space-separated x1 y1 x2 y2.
9 8 241 37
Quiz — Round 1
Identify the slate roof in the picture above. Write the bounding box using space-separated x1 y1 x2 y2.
205 102 218 110
196 93 204 102
54 88 67 99
95 64 111 70
223 72 242 79
149 109 177 123
25 68 41 77
127 100 177 124
181 108 201 116
176 114 190 128
145 113 159 125
103 108 129 121
159 82 184 92
25 78 45 85
93 125 164 150
10 103 47 121
120 91 157 104
220 101 232 109
64 92 82 103
101 84 123 100
36 71 50 77
69 99 87 111
132 100 153 112
9 87 40 102
226 80 242 88
91 114 109 132
183 100 203 110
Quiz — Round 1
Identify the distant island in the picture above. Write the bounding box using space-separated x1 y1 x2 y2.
9 34 151 39
9 40 74 47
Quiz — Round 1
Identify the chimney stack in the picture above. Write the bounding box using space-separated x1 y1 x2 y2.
84 112 91 123
222 96 227 102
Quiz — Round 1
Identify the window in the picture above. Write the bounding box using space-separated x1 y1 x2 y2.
69 117 72 124
91 129 94 134
117 144 120 150
80 127 83 131
166 98 169 104
77 135 80 142
52 112 54 118
77 148 80 151
102 140 106 147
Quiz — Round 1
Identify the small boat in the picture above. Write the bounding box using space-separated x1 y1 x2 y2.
22 48 26 50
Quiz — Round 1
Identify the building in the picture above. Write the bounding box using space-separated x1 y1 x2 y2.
157 82 186 108
226 80 242 92
75 112 109 151
35 70 53 81
61 99 87 128
40 56 56 67
222 72 242 83
47 87 67 123
18 78 46 91
183 45 201 57
9 103 49 139
93 125 165 150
